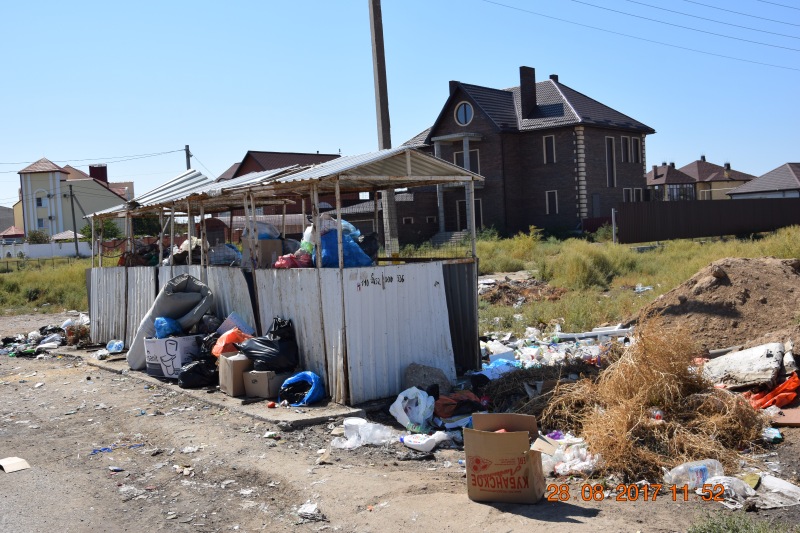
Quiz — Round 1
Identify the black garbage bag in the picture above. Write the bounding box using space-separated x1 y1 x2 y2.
279 379 311 405
237 317 298 373
197 314 222 335
177 359 219 389
356 232 380 261
199 332 220 360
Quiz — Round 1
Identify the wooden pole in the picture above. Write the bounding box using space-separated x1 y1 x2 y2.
311 185 322 269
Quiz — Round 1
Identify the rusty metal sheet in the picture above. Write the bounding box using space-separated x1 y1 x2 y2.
341 262 455 405
443 261 480 371
254 269 334 397
125 267 157 347
205 267 256 332
89 267 127 344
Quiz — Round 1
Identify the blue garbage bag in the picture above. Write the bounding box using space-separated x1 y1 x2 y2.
279 371 325 406
314 231 373 268
154 317 182 339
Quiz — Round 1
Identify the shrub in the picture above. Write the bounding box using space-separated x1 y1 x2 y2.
27 230 49 244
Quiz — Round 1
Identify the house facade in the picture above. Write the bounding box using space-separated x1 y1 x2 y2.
404 66 655 235
14 158 130 237
646 157 756 201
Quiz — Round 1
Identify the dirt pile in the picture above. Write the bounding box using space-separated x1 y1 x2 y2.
479 278 567 306
637 257 800 352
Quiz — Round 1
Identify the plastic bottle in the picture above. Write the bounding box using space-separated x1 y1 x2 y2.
399 431 449 452
662 459 724 489
106 340 124 354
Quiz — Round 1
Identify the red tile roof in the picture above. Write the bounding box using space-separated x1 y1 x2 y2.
0 225 24 237
679 160 756 183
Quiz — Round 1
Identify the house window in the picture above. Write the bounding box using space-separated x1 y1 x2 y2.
543 135 556 164
623 188 632 202
632 137 641 164
359 192 370 200
621 136 630 163
454 102 474 126
545 190 558 215
667 184 695 201
634 188 643 202
36 196 47 207
426 216 437 224
37 218 45 228
605 137 616 187
453 149 480 174
402 217 414 225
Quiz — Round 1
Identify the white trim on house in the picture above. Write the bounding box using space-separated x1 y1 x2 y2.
456 198 483 230
453 149 481 175
620 136 630 163
605 136 617 187
543 135 556 164
632 137 642 164
634 188 643 202
623 188 632 202
454 101 474 127
546 190 558 214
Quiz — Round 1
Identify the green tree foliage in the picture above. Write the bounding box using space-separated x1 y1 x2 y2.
79 219 121 241
26 229 50 244
133 216 162 237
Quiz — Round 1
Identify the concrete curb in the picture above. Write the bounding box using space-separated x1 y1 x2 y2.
83 356 364 428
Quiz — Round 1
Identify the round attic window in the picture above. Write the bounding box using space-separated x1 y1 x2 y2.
455 102 473 126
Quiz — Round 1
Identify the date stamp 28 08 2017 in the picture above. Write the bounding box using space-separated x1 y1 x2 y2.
546 483 727 503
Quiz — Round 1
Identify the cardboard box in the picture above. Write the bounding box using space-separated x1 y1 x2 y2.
144 335 203 379
242 239 283 269
219 352 253 397
243 370 292 399
463 413 546 504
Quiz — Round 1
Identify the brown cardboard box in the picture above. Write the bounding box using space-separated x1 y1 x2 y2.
463 413 546 504
243 370 292 399
218 352 253 397
242 239 283 269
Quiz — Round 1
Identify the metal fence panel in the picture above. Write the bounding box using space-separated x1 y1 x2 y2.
342 262 456 405
617 199 800 244
443 261 480 372
89 267 127 344
157 266 204 291
125 267 157 346
205 267 257 333
254 269 333 398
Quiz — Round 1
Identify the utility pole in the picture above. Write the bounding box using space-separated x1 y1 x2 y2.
185 145 191 170
368 0 398 255
68 184 79 257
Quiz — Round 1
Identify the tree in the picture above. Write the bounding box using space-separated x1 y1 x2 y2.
80 219 121 241
133 216 162 237
26 229 50 244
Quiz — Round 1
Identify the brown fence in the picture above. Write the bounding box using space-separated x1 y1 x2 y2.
616 199 800 244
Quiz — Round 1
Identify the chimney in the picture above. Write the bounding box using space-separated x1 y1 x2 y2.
520 66 537 118
724 162 731 178
700 155 706 162
669 162 675 168
549 74 559 82
89 164 108 183
449 80 459 96
652 165 658 178
662 161 667 166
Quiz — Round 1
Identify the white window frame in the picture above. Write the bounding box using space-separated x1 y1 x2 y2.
426 215 437 224
453 149 480 175
37 218 45 229
632 137 642 164
36 196 47 208
605 137 617 187
456 198 483 230
402 217 414 225
623 188 632 202
358 192 370 200
634 188 643 202
621 136 630 163
543 135 556 164
454 101 474 126
545 190 558 215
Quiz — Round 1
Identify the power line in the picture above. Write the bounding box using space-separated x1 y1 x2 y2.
758 0 800 11
623 0 800 40
0 149 184 166
569 0 800 52
477 0 800 72
682 0 800 27
190 153 217 180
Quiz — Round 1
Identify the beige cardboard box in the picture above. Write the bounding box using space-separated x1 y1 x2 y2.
218 352 253 397
463 413 546 504
243 370 292 399
242 239 283 269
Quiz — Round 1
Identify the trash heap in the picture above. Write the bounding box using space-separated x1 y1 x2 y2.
0 313 90 357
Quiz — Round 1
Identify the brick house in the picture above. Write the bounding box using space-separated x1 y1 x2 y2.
646 156 756 201
404 66 655 235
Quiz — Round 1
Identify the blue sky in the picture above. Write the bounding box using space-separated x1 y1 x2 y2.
1 0 798 207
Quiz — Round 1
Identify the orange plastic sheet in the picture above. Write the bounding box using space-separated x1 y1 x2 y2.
211 328 252 357
748 372 799 409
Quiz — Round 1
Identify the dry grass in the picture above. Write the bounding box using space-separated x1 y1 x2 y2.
540 318 768 481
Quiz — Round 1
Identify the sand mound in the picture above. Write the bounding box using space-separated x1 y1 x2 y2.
637 257 800 352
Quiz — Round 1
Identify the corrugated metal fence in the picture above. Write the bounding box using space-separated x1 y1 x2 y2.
616 198 800 244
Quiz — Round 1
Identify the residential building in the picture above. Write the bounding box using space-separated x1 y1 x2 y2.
646 163 697 201
14 158 130 236
728 163 800 199
404 66 655 235
646 157 757 201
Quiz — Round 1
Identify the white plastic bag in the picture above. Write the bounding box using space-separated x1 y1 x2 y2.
389 387 435 433
331 422 394 449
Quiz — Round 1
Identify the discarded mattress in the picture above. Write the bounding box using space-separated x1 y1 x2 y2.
126 274 214 370
702 343 784 389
